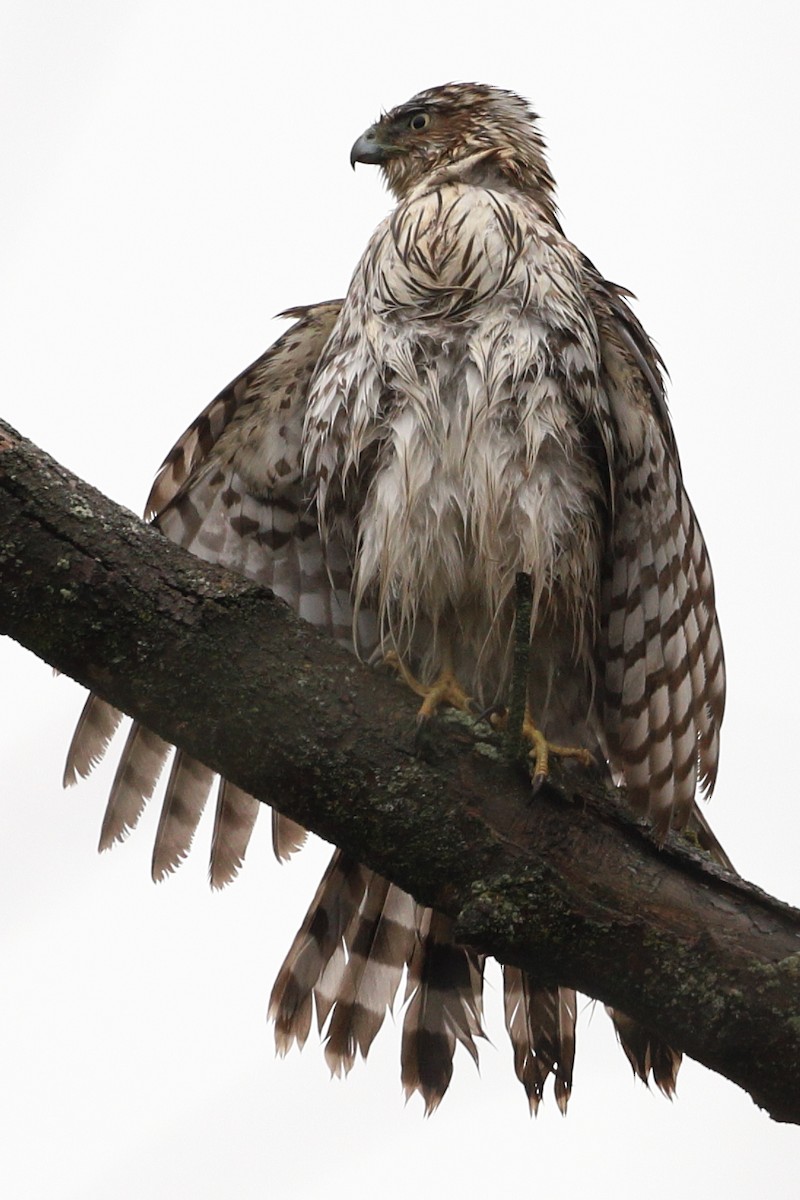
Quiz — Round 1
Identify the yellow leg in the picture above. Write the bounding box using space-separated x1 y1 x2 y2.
521 711 596 792
384 651 472 720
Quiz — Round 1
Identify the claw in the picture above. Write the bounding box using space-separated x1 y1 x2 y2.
521 712 595 790
385 652 473 720
474 702 507 729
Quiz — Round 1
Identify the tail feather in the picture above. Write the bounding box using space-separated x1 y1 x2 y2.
401 909 485 1114
269 853 370 1054
503 967 576 1114
607 1008 682 1097
313 874 395 1033
686 802 734 872
151 750 215 881
269 853 485 1113
323 880 417 1075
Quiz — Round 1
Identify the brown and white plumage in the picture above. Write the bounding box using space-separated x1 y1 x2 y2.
65 82 728 1111
65 300 352 885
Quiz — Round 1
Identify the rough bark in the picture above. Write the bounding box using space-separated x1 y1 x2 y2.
1 416 799 1124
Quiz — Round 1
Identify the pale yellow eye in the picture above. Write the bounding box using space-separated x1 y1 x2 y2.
408 112 430 131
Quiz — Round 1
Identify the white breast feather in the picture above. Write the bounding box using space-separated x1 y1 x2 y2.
305 177 606 699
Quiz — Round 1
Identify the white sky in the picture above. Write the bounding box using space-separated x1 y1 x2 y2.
1 1 798 1196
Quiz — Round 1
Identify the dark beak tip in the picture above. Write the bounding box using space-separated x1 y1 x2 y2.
350 130 387 169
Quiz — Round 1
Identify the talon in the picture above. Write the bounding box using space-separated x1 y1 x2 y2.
384 652 472 720
418 670 473 720
525 723 550 791
476 703 507 730
521 711 595 789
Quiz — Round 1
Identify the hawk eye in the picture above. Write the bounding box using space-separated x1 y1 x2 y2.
408 112 430 131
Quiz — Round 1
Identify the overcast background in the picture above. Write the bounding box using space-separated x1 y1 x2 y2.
1 2 798 1197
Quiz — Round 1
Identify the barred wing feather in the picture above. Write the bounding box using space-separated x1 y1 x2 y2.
64 302 346 883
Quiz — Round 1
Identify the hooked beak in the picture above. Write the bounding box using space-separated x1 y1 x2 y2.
350 126 389 169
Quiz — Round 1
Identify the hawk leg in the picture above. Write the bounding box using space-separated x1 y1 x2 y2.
385 651 473 720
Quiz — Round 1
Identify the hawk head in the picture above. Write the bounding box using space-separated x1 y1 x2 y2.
350 82 557 215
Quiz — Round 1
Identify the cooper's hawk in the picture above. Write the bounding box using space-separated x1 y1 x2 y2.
65 83 727 1113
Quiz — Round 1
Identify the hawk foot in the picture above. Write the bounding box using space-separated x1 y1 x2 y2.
384 652 473 720
522 714 595 793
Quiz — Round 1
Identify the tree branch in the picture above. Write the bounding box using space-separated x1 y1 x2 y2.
2 416 799 1124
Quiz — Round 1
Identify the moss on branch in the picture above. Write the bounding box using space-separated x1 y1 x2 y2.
2 415 799 1124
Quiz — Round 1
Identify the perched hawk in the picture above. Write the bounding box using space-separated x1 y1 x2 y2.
65 83 727 1114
